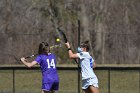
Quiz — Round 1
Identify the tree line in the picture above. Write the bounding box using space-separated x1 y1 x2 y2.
0 0 140 64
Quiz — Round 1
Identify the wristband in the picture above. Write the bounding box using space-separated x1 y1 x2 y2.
67 48 71 51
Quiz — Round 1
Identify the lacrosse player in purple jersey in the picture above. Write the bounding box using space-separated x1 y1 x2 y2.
21 42 59 93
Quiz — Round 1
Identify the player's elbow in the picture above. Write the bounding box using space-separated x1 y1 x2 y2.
69 55 72 58
69 55 75 59
26 63 33 68
69 54 78 59
93 65 96 68
93 62 97 68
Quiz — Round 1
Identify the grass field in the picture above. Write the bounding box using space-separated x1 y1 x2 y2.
0 69 139 93
96 70 139 93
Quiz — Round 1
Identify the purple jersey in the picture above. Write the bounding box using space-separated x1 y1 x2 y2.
35 53 59 91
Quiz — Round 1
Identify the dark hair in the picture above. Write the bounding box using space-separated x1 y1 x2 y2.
80 40 90 51
38 42 50 55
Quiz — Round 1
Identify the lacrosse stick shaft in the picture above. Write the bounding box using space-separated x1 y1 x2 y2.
77 19 81 93
21 44 61 60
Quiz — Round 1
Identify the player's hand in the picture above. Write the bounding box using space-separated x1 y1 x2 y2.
65 42 70 48
20 57 26 62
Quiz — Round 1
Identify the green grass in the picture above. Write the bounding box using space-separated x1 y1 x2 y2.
0 70 139 93
95 70 139 93
110 70 139 93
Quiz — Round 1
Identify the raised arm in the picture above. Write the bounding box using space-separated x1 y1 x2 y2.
65 42 79 59
20 57 38 68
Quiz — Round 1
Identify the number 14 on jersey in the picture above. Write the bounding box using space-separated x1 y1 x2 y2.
46 59 56 68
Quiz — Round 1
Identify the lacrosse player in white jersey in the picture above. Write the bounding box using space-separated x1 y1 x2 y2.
65 40 99 93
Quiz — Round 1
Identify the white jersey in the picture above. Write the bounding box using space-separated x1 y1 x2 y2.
77 52 97 80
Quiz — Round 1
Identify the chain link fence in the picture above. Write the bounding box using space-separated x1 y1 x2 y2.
0 66 140 93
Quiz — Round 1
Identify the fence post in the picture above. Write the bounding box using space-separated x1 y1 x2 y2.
139 70 140 93
13 69 15 93
108 69 110 93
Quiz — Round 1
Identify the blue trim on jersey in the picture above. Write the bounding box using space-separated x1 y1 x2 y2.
90 58 93 68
